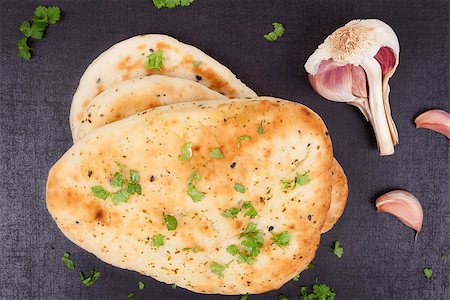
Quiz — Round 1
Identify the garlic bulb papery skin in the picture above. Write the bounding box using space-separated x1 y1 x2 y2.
415 109 450 139
305 19 400 155
375 190 423 237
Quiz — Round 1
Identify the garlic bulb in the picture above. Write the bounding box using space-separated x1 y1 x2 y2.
375 190 423 238
305 19 400 155
415 109 450 139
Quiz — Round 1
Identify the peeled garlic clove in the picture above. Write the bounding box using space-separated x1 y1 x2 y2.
415 109 450 139
305 19 400 156
375 190 423 237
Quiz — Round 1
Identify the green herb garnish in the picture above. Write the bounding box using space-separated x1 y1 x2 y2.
127 293 135 298
423 267 433 279
241 201 257 218
257 120 264 134
222 207 241 218
234 183 246 193
210 261 227 277
331 241 344 258
91 164 141 205
145 50 163 70
300 282 336 300
151 234 164 247
182 245 201 253
237 135 251 147
179 142 193 161
209 148 223 159
193 60 201 67
17 6 61 60
306 263 315 269
138 281 145 290
292 274 300 281
80 270 101 287
278 295 288 300
227 223 264 264
153 0 194 9
171 283 177 289
264 22 285 42
163 213 178 231
187 170 204 202
240 295 248 300
271 231 291 248
292 171 311 189
61 252 75 270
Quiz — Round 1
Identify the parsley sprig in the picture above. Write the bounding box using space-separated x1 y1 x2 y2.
300 282 336 300
17 6 61 60
222 201 257 219
145 50 164 70
331 240 344 258
226 223 264 264
271 231 291 248
153 0 194 9
91 162 142 205
187 170 205 202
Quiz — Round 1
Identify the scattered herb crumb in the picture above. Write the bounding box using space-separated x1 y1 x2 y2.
271 231 291 248
240 294 248 300
306 263 315 269
163 212 178 231
237 135 251 147
423 267 433 279
153 0 194 9
234 183 246 193
145 50 163 70
138 281 145 290
127 292 135 298
264 22 285 42
61 252 75 270
292 274 300 281
193 60 201 67
331 241 344 258
209 148 224 159
151 234 164 247
257 120 264 134
171 283 177 289
179 142 193 161
278 294 288 300
80 270 101 287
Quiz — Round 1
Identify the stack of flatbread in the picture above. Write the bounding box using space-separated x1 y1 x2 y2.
46 35 348 295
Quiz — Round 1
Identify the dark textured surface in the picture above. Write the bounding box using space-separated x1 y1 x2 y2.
0 0 449 299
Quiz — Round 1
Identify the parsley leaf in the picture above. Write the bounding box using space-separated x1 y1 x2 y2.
127 292 135 298
292 274 300 281
163 213 178 231
17 37 31 60
138 281 145 290
257 120 264 134
271 231 291 247
151 234 164 247
32 6 61 24
80 270 101 287
241 201 257 218
222 207 241 218
306 263 315 269
91 186 109 200
237 135 251 147
234 183 246 193
301 282 336 300
182 245 201 253
187 170 204 202
111 188 130 204
111 172 125 187
153 0 194 9
240 223 264 257
240 295 248 300
61 252 75 270
292 171 311 189
127 170 142 195
192 60 201 67
19 21 46 40
145 50 163 70
179 142 193 161
210 262 227 277
171 283 177 289
423 267 433 279
278 295 288 300
209 148 223 159
331 241 344 258
264 22 285 42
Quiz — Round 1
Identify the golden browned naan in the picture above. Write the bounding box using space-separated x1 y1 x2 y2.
75 75 228 142
70 34 257 141
321 159 348 233
47 97 333 294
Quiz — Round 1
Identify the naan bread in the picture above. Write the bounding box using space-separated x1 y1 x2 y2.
75 75 228 142
70 34 257 140
47 97 333 294
321 159 348 233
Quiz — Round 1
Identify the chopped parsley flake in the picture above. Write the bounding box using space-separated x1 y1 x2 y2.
300 282 336 300
151 234 164 247
293 171 311 189
171 283 177 289
179 142 193 161
210 261 227 277
138 281 145 290
423 268 433 279
237 135 251 147
127 292 135 298
331 241 344 258
193 60 201 67
145 50 163 70
187 170 204 202
61 252 75 270
80 270 101 287
240 295 248 300
278 295 288 300
182 245 201 253
222 207 241 218
91 164 142 205
209 148 223 159
222 201 257 219
257 120 264 134
163 213 178 231
227 223 264 264
306 263 315 269
271 231 291 248
153 0 194 9
264 22 285 42
234 183 246 193
292 274 300 281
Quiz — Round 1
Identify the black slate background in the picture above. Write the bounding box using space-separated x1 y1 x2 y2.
0 0 449 299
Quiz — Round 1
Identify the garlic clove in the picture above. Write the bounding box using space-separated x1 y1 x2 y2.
375 190 423 237
415 109 450 139
305 19 400 155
